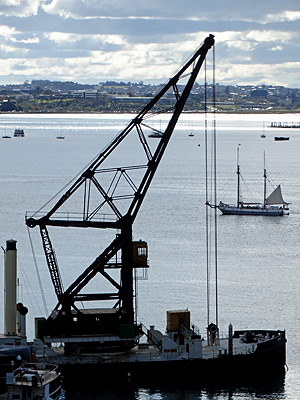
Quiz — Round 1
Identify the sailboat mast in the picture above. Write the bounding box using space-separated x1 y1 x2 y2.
237 145 241 208
263 152 267 209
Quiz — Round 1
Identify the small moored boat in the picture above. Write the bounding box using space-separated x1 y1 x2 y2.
14 129 24 137
274 136 289 141
148 131 163 138
6 363 61 400
260 122 266 138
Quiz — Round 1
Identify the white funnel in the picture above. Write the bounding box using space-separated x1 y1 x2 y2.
4 239 17 336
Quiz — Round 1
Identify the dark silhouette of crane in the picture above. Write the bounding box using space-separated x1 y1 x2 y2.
26 34 214 352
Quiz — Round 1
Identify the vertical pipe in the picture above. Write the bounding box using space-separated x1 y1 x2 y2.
20 314 27 345
228 323 233 355
4 239 17 336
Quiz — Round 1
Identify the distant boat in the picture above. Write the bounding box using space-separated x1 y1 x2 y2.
217 147 289 216
270 122 300 128
56 125 65 139
260 122 266 138
274 136 289 141
188 132 195 137
148 120 163 138
148 131 163 138
2 135 11 139
14 129 24 137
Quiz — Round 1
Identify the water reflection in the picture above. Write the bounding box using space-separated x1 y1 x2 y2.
62 369 286 400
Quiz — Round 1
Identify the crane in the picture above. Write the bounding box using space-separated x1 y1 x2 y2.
26 34 215 352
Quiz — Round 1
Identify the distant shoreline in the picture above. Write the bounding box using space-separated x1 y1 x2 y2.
1 110 300 115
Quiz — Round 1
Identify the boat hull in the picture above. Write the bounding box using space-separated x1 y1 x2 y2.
218 204 284 216
39 330 286 385
274 137 289 141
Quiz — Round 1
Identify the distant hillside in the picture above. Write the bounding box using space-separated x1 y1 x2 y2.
0 80 300 113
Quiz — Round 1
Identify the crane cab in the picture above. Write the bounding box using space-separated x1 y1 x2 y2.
132 240 148 268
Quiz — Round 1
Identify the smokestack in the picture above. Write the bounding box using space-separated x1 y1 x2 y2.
4 239 17 336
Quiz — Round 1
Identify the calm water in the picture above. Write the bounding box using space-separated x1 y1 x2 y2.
0 113 300 399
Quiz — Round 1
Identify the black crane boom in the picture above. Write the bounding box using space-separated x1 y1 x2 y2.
25 35 214 346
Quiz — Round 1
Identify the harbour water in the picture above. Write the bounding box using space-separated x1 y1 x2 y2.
0 113 299 399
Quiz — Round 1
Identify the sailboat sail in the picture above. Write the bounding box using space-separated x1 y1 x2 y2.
265 184 286 205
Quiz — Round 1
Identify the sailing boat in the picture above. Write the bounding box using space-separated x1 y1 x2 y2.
56 125 65 139
148 120 163 138
218 147 289 216
260 122 266 138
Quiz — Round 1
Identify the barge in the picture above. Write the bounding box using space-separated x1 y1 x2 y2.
32 311 286 383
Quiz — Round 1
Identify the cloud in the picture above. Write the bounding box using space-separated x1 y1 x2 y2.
0 24 16 38
265 10 300 23
269 45 283 51
0 1 299 87
45 32 126 47
217 60 300 87
40 0 300 21
0 0 42 17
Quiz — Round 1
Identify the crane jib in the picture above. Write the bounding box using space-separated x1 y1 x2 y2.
25 35 215 346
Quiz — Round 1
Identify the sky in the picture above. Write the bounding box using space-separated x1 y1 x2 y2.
0 0 300 88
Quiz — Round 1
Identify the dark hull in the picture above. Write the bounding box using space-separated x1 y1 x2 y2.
219 205 284 216
59 330 286 385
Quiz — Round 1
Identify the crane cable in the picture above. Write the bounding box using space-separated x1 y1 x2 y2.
205 43 218 329
204 57 210 327
212 44 218 328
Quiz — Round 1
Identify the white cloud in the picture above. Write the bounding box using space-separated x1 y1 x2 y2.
42 0 179 19
245 30 293 43
41 0 300 23
11 36 39 44
265 10 300 23
45 32 126 46
0 43 18 53
0 1 299 87
0 25 39 49
45 32 86 44
269 46 283 51
218 30 296 51
0 25 16 38
1 0 21 5
216 61 300 87
0 0 42 16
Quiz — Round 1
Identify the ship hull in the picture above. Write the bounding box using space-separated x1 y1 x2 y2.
218 204 284 216
40 330 286 385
